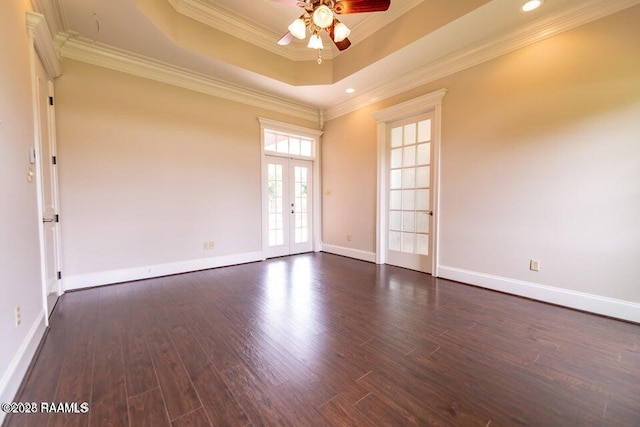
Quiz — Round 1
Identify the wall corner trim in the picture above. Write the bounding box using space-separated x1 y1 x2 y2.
62 251 264 291
26 12 62 79
0 311 47 424
438 265 640 324
322 244 377 263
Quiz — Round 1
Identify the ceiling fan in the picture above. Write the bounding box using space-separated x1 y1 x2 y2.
276 0 391 62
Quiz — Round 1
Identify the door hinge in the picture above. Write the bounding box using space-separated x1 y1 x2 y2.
49 96 54 106
55 214 59 223
57 271 62 280
52 156 57 165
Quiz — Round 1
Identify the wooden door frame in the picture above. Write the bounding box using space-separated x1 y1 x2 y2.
27 12 63 325
258 118 323 259
373 89 447 276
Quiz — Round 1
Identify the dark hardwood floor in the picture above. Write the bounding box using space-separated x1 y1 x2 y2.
5 253 640 426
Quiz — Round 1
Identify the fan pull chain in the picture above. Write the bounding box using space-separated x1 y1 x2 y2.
317 50 322 64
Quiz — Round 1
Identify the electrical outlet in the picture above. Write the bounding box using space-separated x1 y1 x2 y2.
203 241 215 250
15 306 21 327
208 241 214 250
529 259 540 272
203 241 208 250
346 234 352 242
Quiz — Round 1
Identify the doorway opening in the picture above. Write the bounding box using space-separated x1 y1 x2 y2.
259 119 322 259
33 49 62 319
374 89 447 274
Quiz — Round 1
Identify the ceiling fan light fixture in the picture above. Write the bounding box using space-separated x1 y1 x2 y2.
308 33 324 50
313 5 334 29
288 18 306 39
333 22 351 42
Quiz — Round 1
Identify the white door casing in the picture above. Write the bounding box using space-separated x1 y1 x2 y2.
28 12 63 323
35 57 61 318
386 113 435 273
259 118 322 259
374 89 447 275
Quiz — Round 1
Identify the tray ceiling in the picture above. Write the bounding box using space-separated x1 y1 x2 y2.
37 0 638 115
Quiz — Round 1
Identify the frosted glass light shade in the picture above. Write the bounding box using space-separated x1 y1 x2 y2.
288 18 306 39
333 22 351 42
312 5 333 28
307 33 324 49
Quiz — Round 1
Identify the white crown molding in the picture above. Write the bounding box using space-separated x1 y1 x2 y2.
26 12 62 79
167 0 423 62
30 0 67 37
325 0 640 120
55 33 320 123
166 0 309 61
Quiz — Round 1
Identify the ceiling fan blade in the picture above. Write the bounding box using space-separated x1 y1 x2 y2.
277 31 294 46
334 0 391 14
333 37 351 51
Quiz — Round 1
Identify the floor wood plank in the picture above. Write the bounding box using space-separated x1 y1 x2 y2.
6 253 640 426
128 388 171 427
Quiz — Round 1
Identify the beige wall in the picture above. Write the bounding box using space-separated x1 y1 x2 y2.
323 7 640 303
0 0 44 406
55 60 318 276
322 106 378 252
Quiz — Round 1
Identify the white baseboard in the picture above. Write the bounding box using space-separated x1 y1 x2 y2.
438 266 640 323
0 311 46 424
322 244 376 263
63 251 264 291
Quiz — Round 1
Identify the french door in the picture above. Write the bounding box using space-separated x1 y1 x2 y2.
265 156 313 258
386 113 434 273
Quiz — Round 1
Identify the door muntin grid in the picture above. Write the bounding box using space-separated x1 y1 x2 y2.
266 160 312 251
267 162 284 247
389 119 432 256
264 130 313 157
294 166 309 244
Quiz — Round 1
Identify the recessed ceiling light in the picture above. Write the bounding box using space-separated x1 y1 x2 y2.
345 88 356 94
521 0 543 12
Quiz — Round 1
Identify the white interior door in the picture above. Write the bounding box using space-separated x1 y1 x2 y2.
386 113 434 273
35 57 61 317
265 156 313 258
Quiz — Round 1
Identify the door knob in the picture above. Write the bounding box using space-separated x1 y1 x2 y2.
42 217 55 223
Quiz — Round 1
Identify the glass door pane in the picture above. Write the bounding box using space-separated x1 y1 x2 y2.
290 159 313 255
265 157 313 258
386 113 434 272
267 162 284 247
